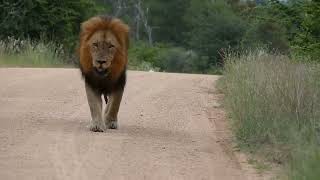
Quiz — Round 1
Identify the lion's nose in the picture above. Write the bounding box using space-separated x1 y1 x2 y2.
97 60 106 65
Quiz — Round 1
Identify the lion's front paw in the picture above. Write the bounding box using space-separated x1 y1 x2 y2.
109 120 118 129
89 122 106 132
105 119 118 129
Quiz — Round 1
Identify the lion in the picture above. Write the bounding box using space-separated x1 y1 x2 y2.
78 15 129 132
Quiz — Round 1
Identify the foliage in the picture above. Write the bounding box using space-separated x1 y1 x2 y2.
157 47 196 73
144 0 189 45
239 0 320 61
128 41 217 74
241 21 289 53
0 0 319 70
239 0 295 53
292 0 320 61
0 0 105 50
221 50 320 178
184 0 246 66
128 41 162 71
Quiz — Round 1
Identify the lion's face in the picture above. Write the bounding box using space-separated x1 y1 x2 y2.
87 30 119 77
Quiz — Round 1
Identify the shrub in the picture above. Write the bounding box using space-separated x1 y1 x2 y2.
241 21 290 53
128 41 162 71
128 42 217 74
157 47 197 73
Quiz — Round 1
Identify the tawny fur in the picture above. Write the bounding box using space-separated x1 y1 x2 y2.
78 15 129 131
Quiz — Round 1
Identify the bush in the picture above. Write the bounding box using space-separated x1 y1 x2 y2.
128 42 218 74
221 50 320 178
291 1 320 62
156 47 196 73
128 41 224 74
0 0 105 50
241 21 289 53
128 41 163 71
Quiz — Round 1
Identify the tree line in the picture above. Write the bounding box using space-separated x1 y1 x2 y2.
0 0 319 73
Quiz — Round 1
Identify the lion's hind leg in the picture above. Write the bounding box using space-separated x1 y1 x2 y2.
85 83 106 132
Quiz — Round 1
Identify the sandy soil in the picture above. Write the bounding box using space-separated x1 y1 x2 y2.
0 68 268 180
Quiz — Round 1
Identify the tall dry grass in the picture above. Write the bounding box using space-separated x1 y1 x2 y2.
0 37 67 67
221 50 320 179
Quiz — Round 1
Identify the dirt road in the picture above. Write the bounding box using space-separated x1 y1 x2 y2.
0 68 263 180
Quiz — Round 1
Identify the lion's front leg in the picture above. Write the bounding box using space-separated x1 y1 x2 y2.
104 89 123 129
85 83 106 132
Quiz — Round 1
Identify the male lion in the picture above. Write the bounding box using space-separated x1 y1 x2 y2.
79 15 129 132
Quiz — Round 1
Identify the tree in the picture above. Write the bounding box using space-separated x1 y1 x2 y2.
184 0 246 66
292 0 320 61
0 0 103 49
144 0 189 45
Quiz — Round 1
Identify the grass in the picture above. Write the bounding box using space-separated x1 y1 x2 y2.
220 50 320 179
248 158 272 173
0 38 69 67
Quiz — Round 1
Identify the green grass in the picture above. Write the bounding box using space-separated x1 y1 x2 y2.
248 158 272 173
220 50 320 179
0 38 69 67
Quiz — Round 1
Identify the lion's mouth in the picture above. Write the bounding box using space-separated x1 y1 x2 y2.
94 67 110 77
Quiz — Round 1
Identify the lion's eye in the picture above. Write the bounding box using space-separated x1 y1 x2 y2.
109 44 115 49
92 43 98 48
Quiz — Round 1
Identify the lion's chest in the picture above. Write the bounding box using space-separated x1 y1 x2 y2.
82 70 126 94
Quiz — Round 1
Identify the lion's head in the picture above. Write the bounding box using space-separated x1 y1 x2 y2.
87 30 118 76
79 16 129 79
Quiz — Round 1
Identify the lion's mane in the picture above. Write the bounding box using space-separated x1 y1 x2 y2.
79 15 129 94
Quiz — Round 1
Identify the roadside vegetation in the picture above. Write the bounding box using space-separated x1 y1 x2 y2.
0 38 67 67
1 0 318 72
220 50 320 179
